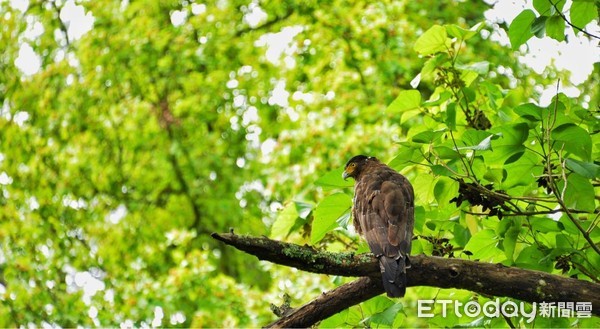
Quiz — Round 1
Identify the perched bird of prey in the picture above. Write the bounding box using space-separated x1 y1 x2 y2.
343 155 414 297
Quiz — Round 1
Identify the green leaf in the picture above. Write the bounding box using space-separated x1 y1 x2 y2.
528 217 564 233
321 309 348 328
531 15 548 38
515 246 553 272
564 173 595 212
406 206 425 236
414 25 450 55
570 1 598 28
369 302 404 326
533 0 552 15
434 145 461 160
453 223 471 248
445 22 483 40
458 132 502 151
311 193 352 244
461 71 479 87
388 145 421 171
362 295 394 318
456 61 490 75
420 53 449 81
422 90 452 107
508 10 536 49
502 152 542 188
446 102 456 130
514 102 547 121
387 90 422 113
412 130 445 143
463 229 503 261
565 158 600 179
484 123 529 163
315 167 354 189
434 177 457 204
295 201 314 219
533 317 571 328
497 216 522 259
270 202 299 238
551 123 592 161
428 164 452 176
545 15 565 41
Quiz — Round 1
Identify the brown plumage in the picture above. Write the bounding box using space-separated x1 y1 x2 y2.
343 155 414 297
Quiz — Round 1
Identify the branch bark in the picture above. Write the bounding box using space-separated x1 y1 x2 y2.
266 277 383 328
211 232 600 327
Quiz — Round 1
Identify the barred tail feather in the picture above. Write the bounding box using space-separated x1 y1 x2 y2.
379 256 406 298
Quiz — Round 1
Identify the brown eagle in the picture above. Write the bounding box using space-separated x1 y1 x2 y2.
343 155 414 297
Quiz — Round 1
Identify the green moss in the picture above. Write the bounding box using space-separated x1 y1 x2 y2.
282 244 318 263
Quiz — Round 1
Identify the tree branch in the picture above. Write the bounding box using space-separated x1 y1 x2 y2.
266 276 383 328
212 232 600 327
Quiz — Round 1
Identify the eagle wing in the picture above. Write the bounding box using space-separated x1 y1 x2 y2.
353 166 414 297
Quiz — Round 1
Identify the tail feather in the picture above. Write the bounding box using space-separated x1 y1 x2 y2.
379 256 407 298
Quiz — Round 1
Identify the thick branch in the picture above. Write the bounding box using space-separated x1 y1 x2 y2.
266 277 382 328
212 232 600 320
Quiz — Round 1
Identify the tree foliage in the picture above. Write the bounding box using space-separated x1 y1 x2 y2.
0 0 598 327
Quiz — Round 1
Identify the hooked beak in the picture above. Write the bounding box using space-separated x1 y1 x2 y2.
342 171 349 180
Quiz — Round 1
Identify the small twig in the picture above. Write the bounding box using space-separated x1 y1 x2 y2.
549 0 600 40
449 130 476 178
586 212 600 234
49 0 71 46
462 208 597 217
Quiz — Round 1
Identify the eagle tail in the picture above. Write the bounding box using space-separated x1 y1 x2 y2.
379 255 407 298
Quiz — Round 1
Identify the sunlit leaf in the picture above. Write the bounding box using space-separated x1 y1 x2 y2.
369 302 404 325
508 10 536 49
545 15 565 41
551 123 592 161
564 173 595 212
528 217 564 233
570 1 597 28
515 246 553 272
531 15 548 38
484 123 529 162
533 0 552 15
514 103 546 121
457 132 502 151
445 22 483 40
565 158 600 179
414 25 451 55
270 202 299 238
412 130 445 143
311 193 352 244
387 90 422 113
457 61 490 75
463 229 504 261
315 167 354 189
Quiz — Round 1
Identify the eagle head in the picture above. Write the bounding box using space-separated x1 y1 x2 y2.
342 155 377 180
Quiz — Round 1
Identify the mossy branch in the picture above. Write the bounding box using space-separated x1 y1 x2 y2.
211 232 600 327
